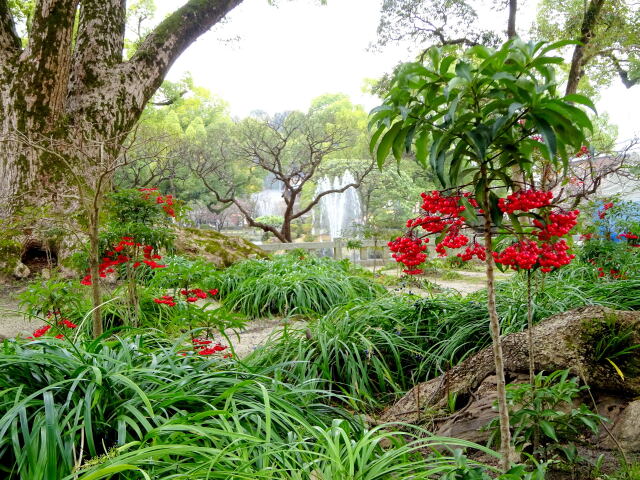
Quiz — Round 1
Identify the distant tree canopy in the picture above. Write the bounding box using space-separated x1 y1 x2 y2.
376 0 640 96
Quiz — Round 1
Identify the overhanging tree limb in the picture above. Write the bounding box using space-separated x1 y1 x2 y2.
602 52 639 88
126 0 244 102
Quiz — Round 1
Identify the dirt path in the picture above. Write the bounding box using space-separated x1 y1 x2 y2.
0 283 289 356
0 285 44 339
225 318 289 357
375 268 512 296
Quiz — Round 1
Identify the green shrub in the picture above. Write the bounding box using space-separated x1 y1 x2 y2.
246 295 428 408
204 253 383 318
487 370 604 464
248 257 640 408
0 333 343 479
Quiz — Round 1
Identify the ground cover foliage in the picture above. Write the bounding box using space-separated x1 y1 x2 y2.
202 251 384 318
0 331 523 480
3 245 639 478
247 253 640 409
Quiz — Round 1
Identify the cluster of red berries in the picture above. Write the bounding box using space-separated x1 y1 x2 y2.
597 267 625 279
193 338 229 356
436 229 469 256
180 288 218 303
493 240 541 270
139 187 176 217
458 243 486 261
81 238 166 286
388 237 428 274
177 338 231 358
537 239 575 272
493 239 575 272
619 233 639 240
498 189 553 214
534 210 579 240
419 191 467 217
598 202 614 219
391 188 580 275
154 295 177 307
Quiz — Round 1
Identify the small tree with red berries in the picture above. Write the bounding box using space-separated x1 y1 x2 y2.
370 39 594 470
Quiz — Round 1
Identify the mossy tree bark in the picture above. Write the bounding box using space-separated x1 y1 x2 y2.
0 0 243 210
565 0 606 96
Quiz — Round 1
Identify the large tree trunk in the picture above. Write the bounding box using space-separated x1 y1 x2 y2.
382 306 640 423
0 0 243 211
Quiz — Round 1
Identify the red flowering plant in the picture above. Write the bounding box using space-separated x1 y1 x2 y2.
370 39 594 469
18 279 84 340
577 198 640 279
75 188 183 328
147 257 245 342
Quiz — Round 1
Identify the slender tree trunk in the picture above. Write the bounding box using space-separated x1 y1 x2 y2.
482 181 513 471
507 0 517 38
281 220 293 243
565 0 606 96
88 215 103 338
527 271 535 383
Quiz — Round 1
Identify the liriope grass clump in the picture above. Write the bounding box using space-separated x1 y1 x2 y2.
204 252 384 318
247 259 640 409
0 332 512 480
0 333 342 479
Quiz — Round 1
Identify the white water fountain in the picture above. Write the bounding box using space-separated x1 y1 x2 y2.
314 171 363 239
252 174 285 217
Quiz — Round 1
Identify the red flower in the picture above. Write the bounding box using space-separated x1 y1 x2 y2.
154 296 176 307
142 259 166 269
208 289 219 296
33 325 51 338
81 274 92 286
186 296 199 303
55 334 64 339
62 319 77 329
197 343 228 356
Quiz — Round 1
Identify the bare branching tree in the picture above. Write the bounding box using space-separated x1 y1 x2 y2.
190 113 373 242
547 140 640 208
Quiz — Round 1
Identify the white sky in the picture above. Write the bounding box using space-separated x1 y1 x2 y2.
156 0 640 145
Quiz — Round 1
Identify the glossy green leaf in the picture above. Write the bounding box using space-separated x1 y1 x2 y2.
375 122 402 168
539 420 558 441
563 93 597 113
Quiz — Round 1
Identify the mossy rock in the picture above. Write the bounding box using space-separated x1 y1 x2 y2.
174 228 267 268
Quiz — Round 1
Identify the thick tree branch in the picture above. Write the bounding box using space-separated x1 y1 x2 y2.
69 0 126 98
0 0 21 61
19 0 79 120
127 0 243 104
602 52 639 89
565 0 606 96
